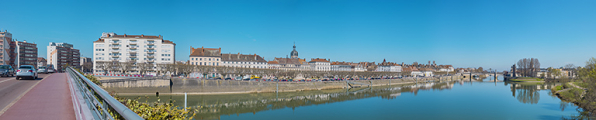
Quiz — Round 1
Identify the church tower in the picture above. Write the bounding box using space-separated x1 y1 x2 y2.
290 43 298 59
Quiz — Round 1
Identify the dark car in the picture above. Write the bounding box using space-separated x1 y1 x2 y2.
0 65 15 77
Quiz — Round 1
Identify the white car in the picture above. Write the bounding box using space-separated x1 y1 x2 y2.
16 65 38 80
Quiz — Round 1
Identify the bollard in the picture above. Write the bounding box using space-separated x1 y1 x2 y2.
184 92 187 111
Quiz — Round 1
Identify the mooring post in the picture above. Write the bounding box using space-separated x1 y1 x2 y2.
184 92 187 111
276 82 279 93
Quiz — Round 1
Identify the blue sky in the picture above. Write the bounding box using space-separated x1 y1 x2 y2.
1 0 595 70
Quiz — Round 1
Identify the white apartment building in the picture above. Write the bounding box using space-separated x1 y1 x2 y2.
93 33 175 74
221 53 268 69
376 65 402 72
309 58 330 71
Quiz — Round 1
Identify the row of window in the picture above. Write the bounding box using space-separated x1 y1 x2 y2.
191 62 219 66
191 58 219 61
161 54 171 56
95 49 105 51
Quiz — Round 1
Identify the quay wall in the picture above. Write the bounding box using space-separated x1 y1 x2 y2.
102 76 463 95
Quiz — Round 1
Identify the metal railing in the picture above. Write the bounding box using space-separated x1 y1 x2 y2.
66 67 143 120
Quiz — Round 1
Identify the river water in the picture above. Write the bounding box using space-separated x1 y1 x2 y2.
121 76 581 120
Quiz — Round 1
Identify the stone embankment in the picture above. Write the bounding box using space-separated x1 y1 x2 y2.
101 76 463 95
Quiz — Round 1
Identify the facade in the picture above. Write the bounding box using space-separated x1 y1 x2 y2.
80 57 92 72
270 57 309 71
376 65 402 72
48 42 80 71
37 57 47 67
221 53 267 68
330 62 352 71
93 33 176 74
189 46 221 66
309 58 330 71
267 61 281 69
0 30 14 66
15 40 38 67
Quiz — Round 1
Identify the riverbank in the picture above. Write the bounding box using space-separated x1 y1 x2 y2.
102 76 464 95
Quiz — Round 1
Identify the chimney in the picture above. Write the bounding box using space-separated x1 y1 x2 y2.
141 34 144 37
228 53 231 59
254 54 257 60
124 34 127 37
190 46 194 53
202 46 204 52
238 53 240 59
159 35 162 39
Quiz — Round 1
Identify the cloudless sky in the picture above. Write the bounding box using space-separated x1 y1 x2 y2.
1 0 595 70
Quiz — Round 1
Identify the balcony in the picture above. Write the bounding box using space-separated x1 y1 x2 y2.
146 42 155 45
111 50 120 53
147 46 155 49
130 55 138 58
128 50 137 53
129 41 137 45
146 50 155 54
147 59 155 62
129 46 138 49
110 45 121 49
111 54 120 58
147 54 155 58
110 41 121 45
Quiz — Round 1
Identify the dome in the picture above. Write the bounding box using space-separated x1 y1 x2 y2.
290 44 298 58
290 50 298 57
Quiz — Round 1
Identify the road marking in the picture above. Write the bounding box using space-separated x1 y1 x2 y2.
0 74 52 116
0 78 16 84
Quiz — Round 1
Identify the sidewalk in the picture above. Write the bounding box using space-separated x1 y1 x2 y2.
0 73 75 120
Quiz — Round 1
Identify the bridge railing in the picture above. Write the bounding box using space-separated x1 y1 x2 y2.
66 67 143 120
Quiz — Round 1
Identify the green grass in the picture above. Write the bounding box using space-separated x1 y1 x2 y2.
559 88 584 102
572 82 589 88
510 77 544 82
552 85 563 91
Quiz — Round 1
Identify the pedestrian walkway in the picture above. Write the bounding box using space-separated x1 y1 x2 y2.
0 73 75 120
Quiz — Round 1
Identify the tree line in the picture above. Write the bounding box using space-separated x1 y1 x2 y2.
94 61 455 79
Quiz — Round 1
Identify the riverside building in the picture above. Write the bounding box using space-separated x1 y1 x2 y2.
93 33 176 74
189 46 221 66
221 53 267 68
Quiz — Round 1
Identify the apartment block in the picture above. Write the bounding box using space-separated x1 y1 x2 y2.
0 30 13 66
47 42 80 72
15 40 38 67
93 33 176 74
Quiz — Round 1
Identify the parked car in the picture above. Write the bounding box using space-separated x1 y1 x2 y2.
37 66 48 74
0 65 15 77
46 65 55 73
16 65 38 80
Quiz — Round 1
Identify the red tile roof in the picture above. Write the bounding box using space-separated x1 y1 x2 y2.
189 46 221 57
309 58 330 63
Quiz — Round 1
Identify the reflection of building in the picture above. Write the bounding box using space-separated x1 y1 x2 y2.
189 46 221 66
15 40 38 68
48 42 80 71
221 53 268 68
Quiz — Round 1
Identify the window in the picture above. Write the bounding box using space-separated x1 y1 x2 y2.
217 59 219 61
209 58 211 61
200 58 202 61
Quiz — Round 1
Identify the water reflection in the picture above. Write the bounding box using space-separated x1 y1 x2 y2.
508 82 560 104
121 81 458 119
119 78 585 119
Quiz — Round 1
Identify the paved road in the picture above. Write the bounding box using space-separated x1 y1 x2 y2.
0 74 51 112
